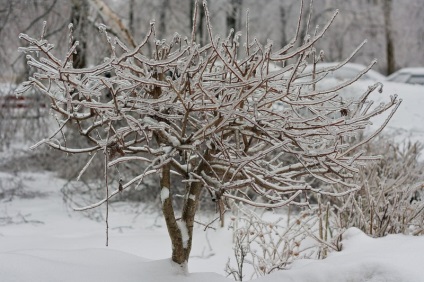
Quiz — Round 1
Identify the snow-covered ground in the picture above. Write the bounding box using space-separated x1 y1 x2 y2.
368 81 424 145
0 172 423 282
1 80 424 281
315 77 424 150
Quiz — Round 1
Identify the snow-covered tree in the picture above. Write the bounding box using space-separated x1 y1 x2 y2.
17 1 399 268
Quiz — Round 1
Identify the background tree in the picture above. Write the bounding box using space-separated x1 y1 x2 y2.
18 1 399 268
70 0 89 68
226 0 242 38
190 0 206 46
382 0 395 75
1 0 423 83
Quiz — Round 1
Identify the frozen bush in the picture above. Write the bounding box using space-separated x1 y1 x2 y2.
329 137 424 236
17 1 398 268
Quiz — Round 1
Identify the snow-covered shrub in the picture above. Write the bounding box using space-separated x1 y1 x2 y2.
329 137 424 236
226 203 319 280
17 1 398 267
227 136 424 278
0 172 47 202
0 173 26 201
226 198 345 279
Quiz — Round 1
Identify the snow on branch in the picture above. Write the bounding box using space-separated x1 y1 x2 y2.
18 2 399 211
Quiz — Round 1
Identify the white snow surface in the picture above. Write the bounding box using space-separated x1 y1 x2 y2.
367 81 424 145
0 172 423 282
177 220 190 249
160 186 169 204
323 78 424 147
1 80 424 281
257 228 424 282
189 194 196 201
0 250 227 282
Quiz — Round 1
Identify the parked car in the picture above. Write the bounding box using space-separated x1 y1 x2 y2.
303 62 386 82
386 68 424 85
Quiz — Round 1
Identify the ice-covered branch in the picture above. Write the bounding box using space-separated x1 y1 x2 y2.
18 1 398 219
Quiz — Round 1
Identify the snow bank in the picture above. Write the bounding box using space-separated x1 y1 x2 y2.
335 79 424 145
368 81 424 145
1 226 423 282
1 167 423 282
0 250 228 282
257 227 424 282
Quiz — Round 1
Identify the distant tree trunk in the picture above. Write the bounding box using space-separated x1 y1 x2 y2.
226 0 242 38
190 0 195 28
70 0 89 69
383 0 395 74
158 0 169 38
190 0 205 45
89 0 136 48
280 5 287 47
197 3 205 45
129 0 135 35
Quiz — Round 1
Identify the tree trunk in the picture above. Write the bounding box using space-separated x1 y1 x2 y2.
226 0 242 38
160 163 187 264
180 170 205 259
161 167 204 265
190 0 205 45
279 5 287 47
158 0 169 39
89 0 136 48
197 3 205 45
129 0 135 35
70 0 89 69
383 0 395 75
161 154 207 266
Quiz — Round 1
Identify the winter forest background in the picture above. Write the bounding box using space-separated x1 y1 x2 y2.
1 0 423 82
1 1 424 282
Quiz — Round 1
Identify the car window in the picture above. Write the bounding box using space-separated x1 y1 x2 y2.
333 68 358 80
407 75 424 85
389 73 410 83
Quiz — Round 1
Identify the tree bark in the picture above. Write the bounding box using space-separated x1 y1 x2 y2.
70 0 89 68
190 0 205 45
88 0 136 48
279 5 287 47
161 152 208 265
197 3 205 45
129 0 135 35
383 0 395 74
180 161 207 260
226 0 242 38
158 0 169 39
189 0 205 46
160 163 186 264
